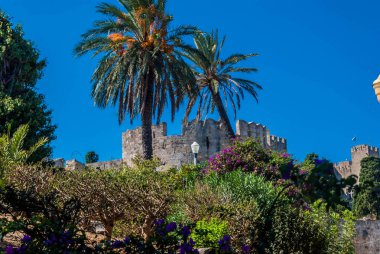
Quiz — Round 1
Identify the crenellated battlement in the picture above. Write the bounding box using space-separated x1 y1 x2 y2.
335 144 380 182
351 145 379 154
122 119 287 167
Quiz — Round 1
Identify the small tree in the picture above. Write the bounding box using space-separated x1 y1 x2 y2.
300 154 356 210
85 151 99 164
353 157 380 218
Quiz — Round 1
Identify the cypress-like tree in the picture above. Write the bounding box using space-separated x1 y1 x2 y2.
353 156 380 218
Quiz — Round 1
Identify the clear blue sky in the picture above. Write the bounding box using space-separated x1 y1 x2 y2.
2 0 380 163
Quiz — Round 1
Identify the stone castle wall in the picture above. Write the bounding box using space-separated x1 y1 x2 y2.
335 145 380 181
122 119 287 167
354 220 380 254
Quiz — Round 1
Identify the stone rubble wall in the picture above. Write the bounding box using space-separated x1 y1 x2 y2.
86 159 124 170
354 220 380 254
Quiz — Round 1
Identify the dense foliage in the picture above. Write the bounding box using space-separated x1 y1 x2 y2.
85 151 99 164
0 136 357 253
0 12 56 161
353 156 380 218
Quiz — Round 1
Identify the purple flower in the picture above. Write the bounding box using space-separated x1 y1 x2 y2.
181 226 191 237
155 219 165 226
166 222 177 232
124 237 131 244
315 159 324 165
5 246 14 254
16 246 26 254
21 235 32 243
44 234 57 246
218 235 232 252
304 203 311 211
282 169 291 180
112 240 124 248
222 235 231 242
242 245 251 254
281 153 291 158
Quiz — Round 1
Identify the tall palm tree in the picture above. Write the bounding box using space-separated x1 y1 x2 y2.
182 31 262 138
75 0 197 159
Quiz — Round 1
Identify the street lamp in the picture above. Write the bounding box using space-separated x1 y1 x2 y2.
373 75 380 103
191 142 200 166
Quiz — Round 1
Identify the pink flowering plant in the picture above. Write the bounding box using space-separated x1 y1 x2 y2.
206 139 302 183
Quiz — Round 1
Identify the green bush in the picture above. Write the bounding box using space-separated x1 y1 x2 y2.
190 218 228 248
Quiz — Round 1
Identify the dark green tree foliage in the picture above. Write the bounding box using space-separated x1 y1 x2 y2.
85 151 99 164
0 12 56 161
300 154 356 210
353 157 380 218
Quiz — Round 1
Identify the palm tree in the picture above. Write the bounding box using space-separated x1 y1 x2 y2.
0 124 47 172
75 0 197 159
182 31 262 138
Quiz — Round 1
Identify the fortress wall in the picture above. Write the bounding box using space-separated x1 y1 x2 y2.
354 220 380 254
86 159 124 170
334 161 353 179
335 145 380 182
122 119 287 167
351 145 380 181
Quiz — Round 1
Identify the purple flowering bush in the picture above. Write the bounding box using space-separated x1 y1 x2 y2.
94 220 237 254
206 139 272 176
206 139 301 182
94 220 200 253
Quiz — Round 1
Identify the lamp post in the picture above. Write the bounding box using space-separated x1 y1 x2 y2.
191 142 200 166
373 75 380 103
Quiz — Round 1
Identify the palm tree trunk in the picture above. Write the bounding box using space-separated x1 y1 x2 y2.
211 90 236 139
141 74 154 160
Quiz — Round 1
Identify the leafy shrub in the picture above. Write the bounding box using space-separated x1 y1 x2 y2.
190 218 228 248
56 166 180 240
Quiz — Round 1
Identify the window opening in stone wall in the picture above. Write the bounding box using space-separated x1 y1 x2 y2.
206 137 210 150
153 131 155 139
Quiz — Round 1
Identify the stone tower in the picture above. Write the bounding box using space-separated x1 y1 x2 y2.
335 145 380 181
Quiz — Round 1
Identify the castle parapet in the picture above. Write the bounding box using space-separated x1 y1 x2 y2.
351 145 379 155
122 119 287 167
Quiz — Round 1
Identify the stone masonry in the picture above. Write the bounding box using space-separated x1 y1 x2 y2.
335 145 380 182
122 119 287 167
354 220 380 254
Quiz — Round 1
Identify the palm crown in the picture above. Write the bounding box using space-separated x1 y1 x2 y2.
183 31 262 137
75 0 199 159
